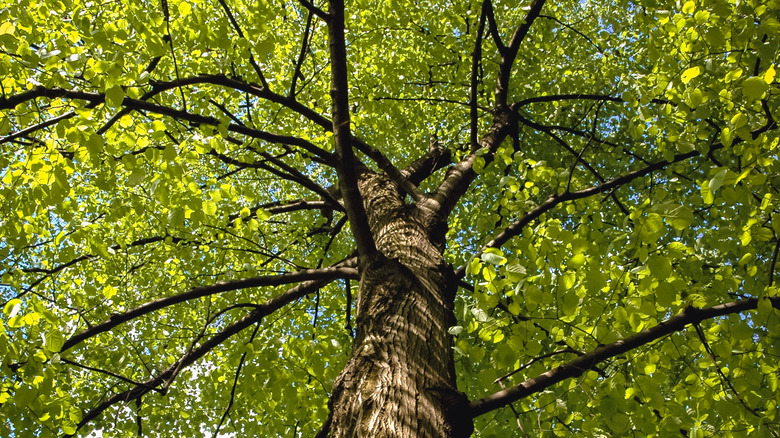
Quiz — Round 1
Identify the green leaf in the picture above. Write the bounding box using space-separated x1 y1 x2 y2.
85 133 104 159
724 68 743 82
471 308 489 323
480 251 506 266
585 269 606 293
709 168 728 192
466 257 482 276
742 76 769 99
655 281 677 307
765 65 777 84
104 85 125 108
203 200 217 216
505 263 526 281
647 254 672 279
3 299 21 318
178 1 192 16
44 330 64 352
640 213 666 243
684 88 703 108
654 203 695 231
0 22 16 35
681 66 701 84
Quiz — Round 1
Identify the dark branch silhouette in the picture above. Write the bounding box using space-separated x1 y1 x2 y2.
469 297 780 417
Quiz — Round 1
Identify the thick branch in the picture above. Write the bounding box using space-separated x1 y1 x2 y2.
1 79 420 196
298 0 329 21
61 264 358 353
431 111 514 216
0 86 336 164
67 277 335 436
483 0 505 51
401 139 453 186
495 0 547 106
327 0 377 259
468 297 780 417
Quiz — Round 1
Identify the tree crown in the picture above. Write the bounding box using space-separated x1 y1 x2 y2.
0 0 779 435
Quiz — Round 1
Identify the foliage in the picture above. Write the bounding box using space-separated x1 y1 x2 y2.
0 0 778 435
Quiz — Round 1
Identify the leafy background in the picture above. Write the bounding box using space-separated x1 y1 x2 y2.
1 0 779 435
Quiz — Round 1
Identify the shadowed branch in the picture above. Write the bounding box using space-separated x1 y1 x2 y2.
66 276 338 436
61 263 358 353
468 297 780 417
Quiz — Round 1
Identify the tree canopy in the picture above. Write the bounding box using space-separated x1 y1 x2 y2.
0 0 779 435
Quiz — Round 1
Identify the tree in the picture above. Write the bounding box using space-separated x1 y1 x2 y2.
0 0 778 434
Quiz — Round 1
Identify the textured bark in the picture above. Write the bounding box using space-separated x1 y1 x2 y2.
325 174 472 437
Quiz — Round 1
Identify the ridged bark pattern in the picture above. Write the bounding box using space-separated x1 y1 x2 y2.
326 175 472 437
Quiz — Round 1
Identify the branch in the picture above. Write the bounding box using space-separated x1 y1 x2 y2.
517 111 630 215
251 149 342 207
431 110 514 217
453 116 780 277
692 324 768 424
351 138 425 202
1 77 421 197
372 95 476 108
67 277 334 436
61 264 358 353
59 358 155 391
215 0 269 88
19 197 337 297
770 237 780 287
483 0 505 52
470 2 487 150
160 0 187 112
401 138 452 186
538 14 602 53
495 0 547 106
20 235 183 293
468 297 780 417
298 0 329 21
515 93 670 107
212 323 261 438
0 111 76 144
290 11 314 98
327 0 377 260
233 199 333 220
453 150 706 278
209 148 341 207
0 86 337 164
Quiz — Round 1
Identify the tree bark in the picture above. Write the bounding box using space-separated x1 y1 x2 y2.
324 174 472 437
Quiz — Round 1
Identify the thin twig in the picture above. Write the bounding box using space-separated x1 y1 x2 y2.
212 323 262 438
693 323 778 437
215 0 269 87
290 11 314 98
160 0 187 111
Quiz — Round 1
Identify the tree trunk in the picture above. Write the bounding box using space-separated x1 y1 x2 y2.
324 174 472 437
